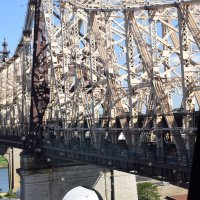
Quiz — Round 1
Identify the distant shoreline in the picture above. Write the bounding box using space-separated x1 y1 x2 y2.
0 166 8 169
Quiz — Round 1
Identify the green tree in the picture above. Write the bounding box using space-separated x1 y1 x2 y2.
137 182 161 200
0 156 8 168
4 190 17 198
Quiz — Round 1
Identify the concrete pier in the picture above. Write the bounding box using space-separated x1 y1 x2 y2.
18 155 138 200
0 147 21 192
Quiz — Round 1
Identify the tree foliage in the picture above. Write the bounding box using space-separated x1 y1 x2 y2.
137 182 161 200
0 156 8 168
4 190 17 198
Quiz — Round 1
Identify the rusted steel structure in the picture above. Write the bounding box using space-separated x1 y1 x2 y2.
30 0 50 134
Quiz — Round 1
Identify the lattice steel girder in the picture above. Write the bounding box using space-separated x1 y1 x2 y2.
42 1 131 129
0 47 33 135
68 0 200 11
2 0 200 155
30 0 50 133
179 3 200 50
178 4 200 109
4 4 200 180
127 11 186 151
89 13 129 126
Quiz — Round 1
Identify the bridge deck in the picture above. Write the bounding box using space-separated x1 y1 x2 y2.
0 134 191 185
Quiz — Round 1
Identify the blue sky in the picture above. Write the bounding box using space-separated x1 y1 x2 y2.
0 0 27 56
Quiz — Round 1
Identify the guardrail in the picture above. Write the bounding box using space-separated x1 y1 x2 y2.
43 139 193 170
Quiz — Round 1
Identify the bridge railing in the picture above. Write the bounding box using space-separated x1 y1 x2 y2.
0 134 22 149
43 139 193 169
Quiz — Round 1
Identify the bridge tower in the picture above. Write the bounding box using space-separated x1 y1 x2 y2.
0 38 10 63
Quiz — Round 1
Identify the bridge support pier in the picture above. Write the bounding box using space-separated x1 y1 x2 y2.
17 154 138 200
1 147 21 192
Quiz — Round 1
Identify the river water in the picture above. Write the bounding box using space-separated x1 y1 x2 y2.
0 168 9 192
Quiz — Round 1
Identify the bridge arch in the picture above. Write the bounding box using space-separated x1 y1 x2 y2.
0 155 9 192
0 147 10 192
62 186 103 200
0 147 21 192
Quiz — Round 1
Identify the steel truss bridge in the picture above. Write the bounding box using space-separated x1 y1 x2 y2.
1 0 200 185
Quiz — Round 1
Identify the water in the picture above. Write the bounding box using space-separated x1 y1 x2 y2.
0 168 9 192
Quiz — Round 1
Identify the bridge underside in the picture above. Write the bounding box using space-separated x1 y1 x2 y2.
18 159 138 200
0 134 191 185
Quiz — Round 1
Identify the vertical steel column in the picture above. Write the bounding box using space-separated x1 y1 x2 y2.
89 12 98 143
30 0 49 134
5 63 9 132
149 14 164 153
125 11 137 146
12 60 17 132
105 12 114 128
162 20 172 109
89 12 96 123
60 5 70 128
178 5 195 158
178 6 189 112
110 169 115 200
21 33 30 134
188 116 200 200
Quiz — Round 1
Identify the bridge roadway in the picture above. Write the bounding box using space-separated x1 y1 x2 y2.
0 131 193 185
